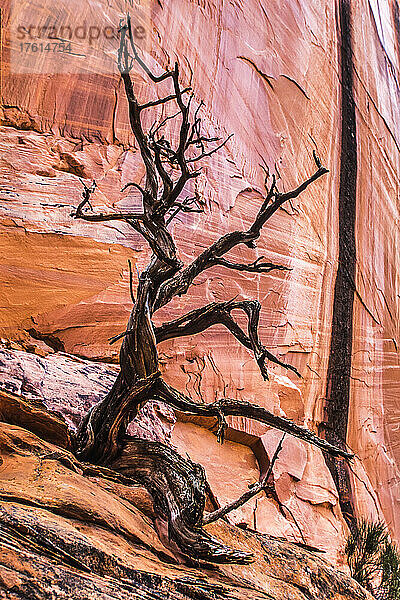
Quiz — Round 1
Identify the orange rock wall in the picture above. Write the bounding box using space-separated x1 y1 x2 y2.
1 0 399 559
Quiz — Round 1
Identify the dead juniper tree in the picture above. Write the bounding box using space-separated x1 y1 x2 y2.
73 17 351 564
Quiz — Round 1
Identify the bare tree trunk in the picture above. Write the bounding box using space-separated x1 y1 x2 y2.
71 17 351 563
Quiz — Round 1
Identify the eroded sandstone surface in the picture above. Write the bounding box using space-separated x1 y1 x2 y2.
0 391 373 599
0 0 400 593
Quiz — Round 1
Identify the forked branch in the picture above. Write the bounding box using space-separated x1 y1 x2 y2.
153 156 328 311
214 256 291 274
203 434 286 525
74 179 146 223
116 15 233 222
155 299 301 379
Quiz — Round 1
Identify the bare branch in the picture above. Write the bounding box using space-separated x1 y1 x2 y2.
111 297 299 380
186 135 220 148
74 179 96 215
155 379 353 459
187 133 234 162
128 259 136 305
155 299 300 380
139 88 191 110
313 148 322 168
121 181 146 196
139 87 191 111
108 330 128 346
125 15 175 83
150 140 174 204
74 180 146 223
165 195 205 225
214 256 291 274
75 211 146 223
115 17 232 228
149 110 180 138
203 434 286 524
153 162 328 311
118 21 159 211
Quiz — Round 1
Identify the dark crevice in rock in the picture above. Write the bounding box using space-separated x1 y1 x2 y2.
52 152 89 178
321 0 358 527
27 327 65 353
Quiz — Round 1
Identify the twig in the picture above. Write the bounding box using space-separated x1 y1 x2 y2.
279 502 307 545
214 256 291 274
203 434 286 525
187 133 234 162
139 88 191 111
128 259 136 304
121 181 146 196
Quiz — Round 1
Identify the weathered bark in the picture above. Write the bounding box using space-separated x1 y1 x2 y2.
111 437 252 563
74 371 159 464
73 17 349 563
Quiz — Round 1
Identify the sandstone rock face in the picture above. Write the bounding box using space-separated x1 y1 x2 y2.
0 347 175 441
1 0 400 580
0 345 349 564
0 396 373 600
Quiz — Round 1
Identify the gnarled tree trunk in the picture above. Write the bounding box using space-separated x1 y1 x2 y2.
72 17 351 564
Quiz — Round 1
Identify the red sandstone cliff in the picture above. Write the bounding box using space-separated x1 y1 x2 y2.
0 0 399 595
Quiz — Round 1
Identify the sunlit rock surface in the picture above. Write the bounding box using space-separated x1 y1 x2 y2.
0 394 373 599
1 0 400 584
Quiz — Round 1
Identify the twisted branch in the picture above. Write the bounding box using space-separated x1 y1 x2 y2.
155 299 300 379
155 379 353 459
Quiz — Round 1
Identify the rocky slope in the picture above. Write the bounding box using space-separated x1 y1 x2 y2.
0 389 373 600
0 0 400 593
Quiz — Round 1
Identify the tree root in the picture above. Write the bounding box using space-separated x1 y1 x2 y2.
111 436 253 564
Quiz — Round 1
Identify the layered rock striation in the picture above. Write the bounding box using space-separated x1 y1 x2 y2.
0 390 373 600
0 0 400 585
